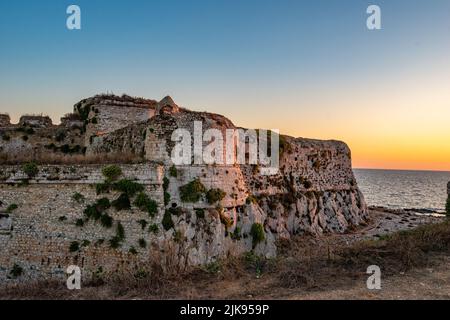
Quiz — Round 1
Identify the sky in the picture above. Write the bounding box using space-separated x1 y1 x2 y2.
0 0 449 171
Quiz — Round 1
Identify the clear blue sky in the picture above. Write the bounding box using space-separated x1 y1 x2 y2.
1 0 450 170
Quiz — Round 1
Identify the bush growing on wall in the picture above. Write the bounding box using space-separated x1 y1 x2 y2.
206 188 226 204
250 223 265 248
180 179 206 203
22 162 39 178
102 165 122 182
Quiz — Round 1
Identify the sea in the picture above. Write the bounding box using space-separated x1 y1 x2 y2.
354 169 450 213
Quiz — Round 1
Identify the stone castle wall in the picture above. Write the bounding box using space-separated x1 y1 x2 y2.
0 164 165 282
0 94 369 283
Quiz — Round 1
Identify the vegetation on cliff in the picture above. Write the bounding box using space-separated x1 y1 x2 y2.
180 179 207 203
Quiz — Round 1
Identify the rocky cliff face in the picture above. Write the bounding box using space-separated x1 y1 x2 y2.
0 94 368 281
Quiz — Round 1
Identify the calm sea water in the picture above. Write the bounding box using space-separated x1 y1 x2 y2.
354 169 450 212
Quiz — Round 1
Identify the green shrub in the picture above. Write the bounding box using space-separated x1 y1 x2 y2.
137 219 148 230
112 193 131 211
109 222 125 249
250 223 265 248
246 195 258 205
114 179 144 197
6 204 18 213
102 165 122 181
164 192 171 206
69 241 80 252
129 247 138 255
173 230 184 243
163 177 170 191
168 207 182 217
75 219 85 227
9 264 23 278
81 240 91 247
100 213 113 228
149 224 159 234
84 204 101 220
162 210 174 231
22 162 39 178
169 165 178 178
231 227 242 240
195 209 205 219
58 216 67 222
72 192 85 203
116 222 125 241
206 188 226 204
109 236 121 249
134 192 158 217
179 179 206 202
138 238 147 248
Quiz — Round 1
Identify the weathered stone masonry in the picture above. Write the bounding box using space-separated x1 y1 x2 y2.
0 94 368 283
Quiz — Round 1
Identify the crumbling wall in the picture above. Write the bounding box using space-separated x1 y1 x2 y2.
0 114 10 127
